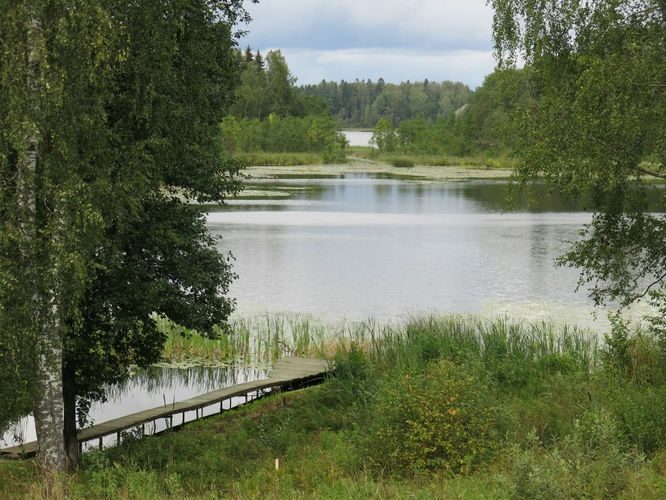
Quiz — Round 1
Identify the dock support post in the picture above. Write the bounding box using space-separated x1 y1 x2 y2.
117 432 121 445
98 437 103 450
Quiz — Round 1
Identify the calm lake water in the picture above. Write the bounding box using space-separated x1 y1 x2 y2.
210 174 662 325
342 130 373 147
4 172 661 450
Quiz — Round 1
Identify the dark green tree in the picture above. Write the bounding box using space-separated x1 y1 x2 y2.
265 50 296 116
0 0 252 472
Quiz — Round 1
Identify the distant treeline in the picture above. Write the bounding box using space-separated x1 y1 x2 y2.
370 69 532 157
297 79 472 128
220 114 346 161
224 47 532 160
230 48 331 120
223 48 346 162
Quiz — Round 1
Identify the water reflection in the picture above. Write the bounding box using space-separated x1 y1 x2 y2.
209 174 664 320
1 365 268 449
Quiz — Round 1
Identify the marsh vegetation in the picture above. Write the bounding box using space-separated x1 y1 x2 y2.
4 315 666 498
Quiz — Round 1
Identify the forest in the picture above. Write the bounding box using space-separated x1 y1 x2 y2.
225 47 527 161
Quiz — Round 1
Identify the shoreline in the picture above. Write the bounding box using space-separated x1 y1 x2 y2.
244 159 514 181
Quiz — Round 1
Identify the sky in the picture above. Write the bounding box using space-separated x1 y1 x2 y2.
241 0 497 88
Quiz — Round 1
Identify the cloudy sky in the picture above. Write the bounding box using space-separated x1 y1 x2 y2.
241 0 497 88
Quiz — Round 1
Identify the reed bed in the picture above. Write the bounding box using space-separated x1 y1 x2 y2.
367 315 600 373
157 312 600 377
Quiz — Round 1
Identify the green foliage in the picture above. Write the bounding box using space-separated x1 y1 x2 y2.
602 315 666 384
231 48 301 120
510 410 633 499
360 360 498 475
298 78 473 128
362 69 529 159
233 151 323 166
8 315 666 496
220 114 347 162
0 0 247 443
490 0 666 326
370 118 398 152
607 384 666 455
390 158 415 168
321 133 349 164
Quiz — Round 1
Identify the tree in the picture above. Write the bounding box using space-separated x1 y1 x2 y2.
371 118 398 152
265 50 296 116
489 1 665 320
0 0 253 473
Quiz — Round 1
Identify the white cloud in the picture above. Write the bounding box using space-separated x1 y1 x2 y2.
271 48 494 88
242 0 496 85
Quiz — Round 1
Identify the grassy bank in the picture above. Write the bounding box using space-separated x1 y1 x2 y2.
4 315 666 498
234 147 516 170
234 151 326 166
348 146 518 169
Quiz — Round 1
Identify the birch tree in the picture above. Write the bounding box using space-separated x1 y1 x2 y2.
489 0 666 323
0 0 254 472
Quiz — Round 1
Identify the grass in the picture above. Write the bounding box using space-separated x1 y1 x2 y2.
4 314 666 498
235 151 333 166
233 147 517 169
348 146 518 169
158 313 338 366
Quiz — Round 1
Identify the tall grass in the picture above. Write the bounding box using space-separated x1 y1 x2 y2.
348 146 517 169
159 313 350 366
158 313 600 378
235 152 326 166
8 314 666 499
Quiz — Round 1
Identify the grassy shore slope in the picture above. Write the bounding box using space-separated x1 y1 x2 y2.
3 316 666 498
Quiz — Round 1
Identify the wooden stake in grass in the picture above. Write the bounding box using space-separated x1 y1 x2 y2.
275 458 280 471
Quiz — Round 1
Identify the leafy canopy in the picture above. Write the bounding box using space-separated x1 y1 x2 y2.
490 0 666 318
0 0 253 432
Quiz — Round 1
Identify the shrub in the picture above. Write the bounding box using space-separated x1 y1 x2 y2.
390 158 415 168
359 360 498 475
510 409 634 499
602 315 666 384
604 382 666 454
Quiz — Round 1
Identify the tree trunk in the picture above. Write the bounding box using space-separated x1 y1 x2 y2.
32 297 66 473
18 12 67 473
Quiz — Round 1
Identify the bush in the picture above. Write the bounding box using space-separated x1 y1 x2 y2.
602 315 666 384
510 409 634 499
390 158 415 168
604 382 666 454
359 360 498 475
321 133 348 164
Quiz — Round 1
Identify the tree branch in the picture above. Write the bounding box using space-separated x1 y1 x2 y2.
637 166 666 179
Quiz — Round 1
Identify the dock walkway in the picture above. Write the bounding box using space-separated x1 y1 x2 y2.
1 357 331 458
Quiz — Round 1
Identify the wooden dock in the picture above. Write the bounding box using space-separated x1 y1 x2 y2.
0 357 331 459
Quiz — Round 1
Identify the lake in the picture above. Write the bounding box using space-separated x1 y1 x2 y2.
342 130 373 147
210 173 661 326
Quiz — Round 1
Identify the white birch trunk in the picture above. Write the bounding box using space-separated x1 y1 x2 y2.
17 13 66 473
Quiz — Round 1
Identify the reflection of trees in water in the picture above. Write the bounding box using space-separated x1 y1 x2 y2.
461 182 666 213
104 365 268 402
